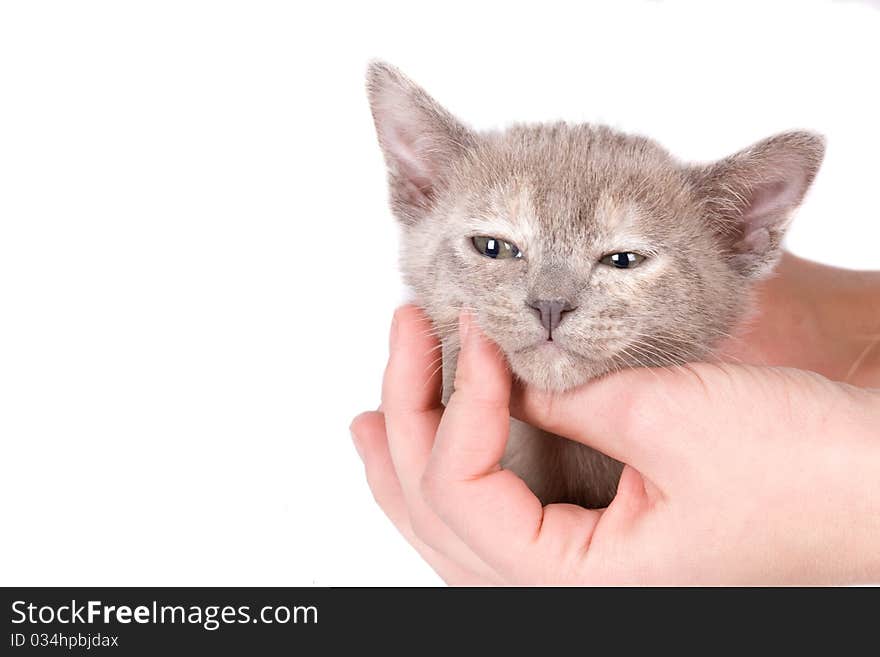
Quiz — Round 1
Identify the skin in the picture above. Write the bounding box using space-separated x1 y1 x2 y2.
350 254 880 585
720 253 880 386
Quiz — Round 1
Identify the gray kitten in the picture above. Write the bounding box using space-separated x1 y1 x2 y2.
366 61 824 508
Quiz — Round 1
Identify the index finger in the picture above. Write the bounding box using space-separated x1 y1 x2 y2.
422 313 601 579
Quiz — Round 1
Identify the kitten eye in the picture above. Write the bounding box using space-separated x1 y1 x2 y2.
600 252 646 269
472 236 523 260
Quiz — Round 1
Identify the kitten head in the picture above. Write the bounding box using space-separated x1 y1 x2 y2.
367 61 824 391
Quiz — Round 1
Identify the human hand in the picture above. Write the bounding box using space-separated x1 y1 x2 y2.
716 253 880 387
350 305 880 585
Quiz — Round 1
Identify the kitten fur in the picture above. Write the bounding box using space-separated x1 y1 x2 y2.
366 61 824 508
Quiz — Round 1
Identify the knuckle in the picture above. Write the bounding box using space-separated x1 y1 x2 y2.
451 375 508 413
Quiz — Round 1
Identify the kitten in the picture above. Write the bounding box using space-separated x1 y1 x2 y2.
366 61 825 508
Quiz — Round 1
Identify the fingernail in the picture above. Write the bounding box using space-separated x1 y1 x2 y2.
458 310 471 346
389 309 400 352
350 429 365 461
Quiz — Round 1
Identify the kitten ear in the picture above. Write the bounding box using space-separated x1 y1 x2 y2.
366 61 475 223
690 131 825 278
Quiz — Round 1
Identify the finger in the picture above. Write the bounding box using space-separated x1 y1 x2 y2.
351 411 413 532
377 309 501 579
428 311 514 481
423 313 602 580
381 305 444 494
351 411 498 585
607 464 656 521
509 366 693 476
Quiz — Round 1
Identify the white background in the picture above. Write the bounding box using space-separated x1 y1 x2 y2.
1 0 879 586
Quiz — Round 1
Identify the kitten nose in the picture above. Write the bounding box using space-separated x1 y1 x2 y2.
527 299 575 340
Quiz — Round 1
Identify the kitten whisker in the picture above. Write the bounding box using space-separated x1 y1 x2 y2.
421 354 444 376
844 334 880 383
423 362 445 391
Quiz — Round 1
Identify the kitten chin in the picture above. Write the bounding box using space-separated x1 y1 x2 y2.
507 342 608 392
